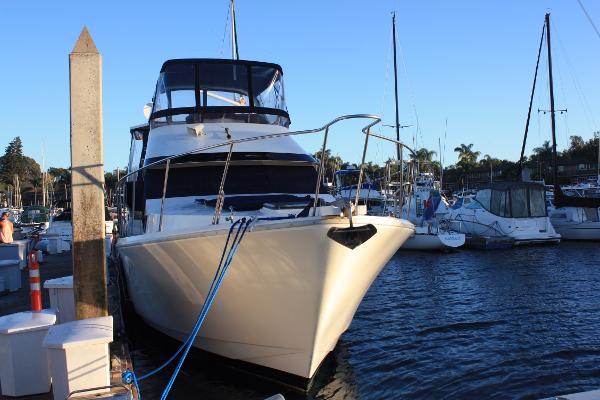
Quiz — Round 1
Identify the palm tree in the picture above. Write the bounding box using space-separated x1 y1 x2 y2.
30 176 41 205
483 154 493 183
410 147 437 172
532 140 553 162
453 143 480 171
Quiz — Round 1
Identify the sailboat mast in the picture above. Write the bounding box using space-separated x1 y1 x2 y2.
546 13 559 187
518 22 545 179
231 0 239 60
392 12 401 160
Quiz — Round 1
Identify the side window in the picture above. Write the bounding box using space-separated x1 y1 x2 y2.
529 187 547 217
127 136 143 182
511 187 529 218
475 189 491 210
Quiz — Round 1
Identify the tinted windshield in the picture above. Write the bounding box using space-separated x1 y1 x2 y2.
338 173 360 187
151 60 289 127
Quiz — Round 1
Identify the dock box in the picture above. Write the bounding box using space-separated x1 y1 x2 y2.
0 259 21 292
44 276 75 324
43 316 113 400
0 310 56 396
0 239 30 269
46 234 72 254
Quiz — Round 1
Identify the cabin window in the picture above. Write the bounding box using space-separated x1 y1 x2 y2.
584 207 599 222
490 190 509 217
338 173 361 188
154 63 195 112
475 189 491 210
510 187 529 218
170 90 196 109
144 164 321 201
529 186 547 217
252 66 285 110
199 63 250 108
127 136 143 182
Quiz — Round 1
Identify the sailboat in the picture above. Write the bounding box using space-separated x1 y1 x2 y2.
399 171 465 250
384 13 464 250
540 13 600 240
115 2 414 381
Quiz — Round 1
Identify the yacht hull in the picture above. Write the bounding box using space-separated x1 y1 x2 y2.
117 215 413 379
400 228 465 250
551 221 600 240
447 213 560 246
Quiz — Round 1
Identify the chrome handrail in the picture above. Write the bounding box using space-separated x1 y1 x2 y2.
116 113 418 235
116 114 381 185
212 142 234 225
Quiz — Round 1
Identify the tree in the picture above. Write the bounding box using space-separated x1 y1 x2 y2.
313 149 345 184
453 143 480 171
531 140 554 162
48 167 70 184
0 136 43 187
0 137 27 184
30 175 42 205
409 147 437 173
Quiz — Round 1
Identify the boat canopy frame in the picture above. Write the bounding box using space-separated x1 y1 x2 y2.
474 181 548 218
150 58 290 127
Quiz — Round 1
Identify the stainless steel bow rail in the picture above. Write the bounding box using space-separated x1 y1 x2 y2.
115 114 416 235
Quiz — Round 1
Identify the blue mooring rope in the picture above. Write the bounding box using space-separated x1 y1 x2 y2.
122 217 253 399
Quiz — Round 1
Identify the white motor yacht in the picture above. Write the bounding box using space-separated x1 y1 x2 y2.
115 58 414 380
548 185 600 240
444 182 560 246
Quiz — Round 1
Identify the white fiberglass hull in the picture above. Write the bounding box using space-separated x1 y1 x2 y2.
400 227 465 250
551 220 600 240
117 215 413 379
447 212 560 245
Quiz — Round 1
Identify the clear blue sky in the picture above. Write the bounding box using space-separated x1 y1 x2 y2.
1 0 599 171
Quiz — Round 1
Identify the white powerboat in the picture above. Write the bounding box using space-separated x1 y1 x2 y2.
548 183 600 240
549 205 600 240
444 182 560 246
115 58 414 380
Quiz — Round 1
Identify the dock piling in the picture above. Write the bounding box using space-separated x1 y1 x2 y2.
69 27 108 319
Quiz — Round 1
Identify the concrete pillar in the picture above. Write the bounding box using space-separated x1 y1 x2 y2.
69 27 107 319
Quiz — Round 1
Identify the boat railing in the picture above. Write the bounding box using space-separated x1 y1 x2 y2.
115 114 416 236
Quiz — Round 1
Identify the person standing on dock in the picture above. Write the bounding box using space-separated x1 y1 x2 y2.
0 212 14 244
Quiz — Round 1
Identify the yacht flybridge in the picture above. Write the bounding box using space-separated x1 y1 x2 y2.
115 58 414 380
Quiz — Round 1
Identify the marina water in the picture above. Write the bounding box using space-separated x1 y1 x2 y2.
130 242 600 399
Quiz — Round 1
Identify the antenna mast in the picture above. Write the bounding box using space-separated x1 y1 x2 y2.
231 0 239 60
